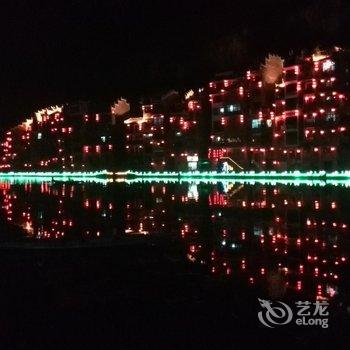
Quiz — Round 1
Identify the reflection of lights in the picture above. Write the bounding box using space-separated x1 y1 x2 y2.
125 229 149 235
326 285 337 297
1 179 350 301
187 183 199 200
187 254 196 262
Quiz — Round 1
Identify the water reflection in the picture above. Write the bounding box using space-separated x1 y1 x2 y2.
0 180 349 301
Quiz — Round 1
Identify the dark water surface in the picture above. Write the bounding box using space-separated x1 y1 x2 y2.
0 179 349 348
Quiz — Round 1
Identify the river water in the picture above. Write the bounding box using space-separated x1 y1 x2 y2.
1 179 349 302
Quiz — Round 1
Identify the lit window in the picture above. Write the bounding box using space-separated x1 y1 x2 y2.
37 133 42 140
228 104 240 112
322 60 335 72
326 112 336 122
252 119 261 128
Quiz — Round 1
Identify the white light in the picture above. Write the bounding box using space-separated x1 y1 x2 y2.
322 60 335 72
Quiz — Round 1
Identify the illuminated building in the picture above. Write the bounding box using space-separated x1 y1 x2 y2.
124 89 210 171
2 46 350 173
209 47 350 171
0 90 209 172
1 100 130 171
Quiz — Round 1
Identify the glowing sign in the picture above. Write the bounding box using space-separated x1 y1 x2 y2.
187 155 199 162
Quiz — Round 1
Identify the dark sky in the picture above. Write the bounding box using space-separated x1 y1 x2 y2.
1 0 350 129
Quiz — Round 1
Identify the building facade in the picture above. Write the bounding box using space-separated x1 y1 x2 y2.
124 89 210 171
209 47 350 171
2 46 350 172
1 101 129 171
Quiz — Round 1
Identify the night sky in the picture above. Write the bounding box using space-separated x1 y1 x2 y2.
1 0 350 130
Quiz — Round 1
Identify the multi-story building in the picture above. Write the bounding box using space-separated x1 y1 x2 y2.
2 46 350 173
209 47 350 171
1 100 130 171
124 89 210 171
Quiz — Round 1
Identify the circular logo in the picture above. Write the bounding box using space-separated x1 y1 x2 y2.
258 298 293 328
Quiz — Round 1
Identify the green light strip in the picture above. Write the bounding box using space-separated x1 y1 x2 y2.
128 170 350 180
2 170 350 187
0 170 108 178
125 177 350 187
2 170 350 181
0 176 110 184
